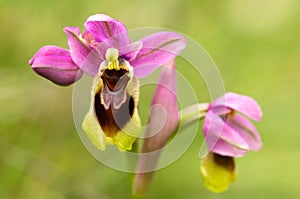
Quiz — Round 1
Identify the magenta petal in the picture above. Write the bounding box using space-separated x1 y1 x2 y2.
80 47 104 76
227 114 262 151
119 41 143 61
210 105 231 115
29 46 83 86
131 32 186 78
212 92 262 121
64 26 103 76
203 111 250 155
151 59 178 124
84 14 130 46
91 34 137 60
139 60 178 150
205 137 249 157
64 27 91 66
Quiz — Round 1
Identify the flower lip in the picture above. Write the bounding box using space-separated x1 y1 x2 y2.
200 152 237 193
104 68 128 80
102 69 130 91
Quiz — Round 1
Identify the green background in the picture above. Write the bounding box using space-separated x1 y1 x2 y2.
1 0 300 198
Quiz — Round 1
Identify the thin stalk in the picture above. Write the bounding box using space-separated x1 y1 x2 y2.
179 103 209 128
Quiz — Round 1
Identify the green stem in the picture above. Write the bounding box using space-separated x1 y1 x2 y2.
132 194 145 199
128 139 140 198
130 138 139 153
179 103 209 128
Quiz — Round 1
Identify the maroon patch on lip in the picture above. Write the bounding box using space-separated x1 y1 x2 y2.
94 91 134 137
213 153 235 172
101 68 130 91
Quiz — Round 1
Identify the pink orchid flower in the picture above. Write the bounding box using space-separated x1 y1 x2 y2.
203 92 263 157
29 14 186 151
29 14 186 85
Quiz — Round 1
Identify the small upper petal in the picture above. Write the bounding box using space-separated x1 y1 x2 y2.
64 26 91 67
84 14 130 46
90 35 142 64
130 32 186 78
119 41 143 61
212 92 262 121
29 45 82 86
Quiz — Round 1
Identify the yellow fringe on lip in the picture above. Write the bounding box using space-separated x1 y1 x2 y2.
106 111 141 151
82 101 141 152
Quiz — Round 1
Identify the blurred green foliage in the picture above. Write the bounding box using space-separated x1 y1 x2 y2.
1 0 300 198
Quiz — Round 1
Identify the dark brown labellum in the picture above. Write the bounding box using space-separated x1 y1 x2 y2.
95 68 134 137
95 92 134 137
213 153 235 172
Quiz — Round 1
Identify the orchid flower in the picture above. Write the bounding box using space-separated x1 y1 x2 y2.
29 14 186 151
203 92 262 157
200 92 262 192
28 13 263 196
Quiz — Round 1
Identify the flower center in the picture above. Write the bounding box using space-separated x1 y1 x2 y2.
99 48 134 79
220 110 236 121
99 48 133 92
105 48 121 71
98 48 135 110
102 68 129 91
